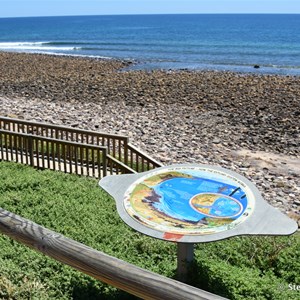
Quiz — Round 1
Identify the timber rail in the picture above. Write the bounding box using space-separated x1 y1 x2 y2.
0 207 227 300
0 116 227 299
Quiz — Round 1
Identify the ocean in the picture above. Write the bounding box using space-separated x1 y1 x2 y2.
0 14 299 75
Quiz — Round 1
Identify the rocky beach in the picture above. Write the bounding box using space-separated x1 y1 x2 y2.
0 52 299 227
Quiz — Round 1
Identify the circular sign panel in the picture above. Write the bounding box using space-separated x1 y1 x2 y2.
123 166 255 235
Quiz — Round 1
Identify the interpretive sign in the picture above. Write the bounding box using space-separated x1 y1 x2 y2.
123 166 255 237
99 164 297 243
99 163 297 281
99 164 297 244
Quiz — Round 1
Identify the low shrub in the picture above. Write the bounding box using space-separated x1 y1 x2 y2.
0 161 298 299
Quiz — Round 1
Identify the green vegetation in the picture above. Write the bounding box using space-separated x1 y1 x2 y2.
0 161 299 300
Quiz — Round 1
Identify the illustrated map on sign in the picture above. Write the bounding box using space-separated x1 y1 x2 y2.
124 167 255 235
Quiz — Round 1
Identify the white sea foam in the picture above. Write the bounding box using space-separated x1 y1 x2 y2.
0 46 114 60
0 42 76 51
40 51 114 60
0 42 116 61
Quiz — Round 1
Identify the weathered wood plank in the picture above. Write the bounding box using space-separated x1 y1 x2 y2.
0 208 227 300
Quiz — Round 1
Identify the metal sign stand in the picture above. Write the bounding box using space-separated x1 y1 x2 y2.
99 164 298 282
177 243 194 282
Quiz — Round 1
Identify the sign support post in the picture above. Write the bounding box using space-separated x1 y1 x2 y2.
177 242 194 282
99 164 298 283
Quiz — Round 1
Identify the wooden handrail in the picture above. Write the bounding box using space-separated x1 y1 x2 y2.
0 208 227 300
0 128 108 150
106 154 137 174
0 116 128 140
127 143 163 168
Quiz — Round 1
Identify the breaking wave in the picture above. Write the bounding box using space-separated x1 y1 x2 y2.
0 41 80 51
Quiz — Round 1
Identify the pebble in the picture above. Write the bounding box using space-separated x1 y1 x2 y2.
0 52 299 226
176 142 184 148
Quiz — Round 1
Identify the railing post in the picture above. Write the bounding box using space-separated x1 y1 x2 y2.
0 132 3 159
102 148 107 178
124 137 129 167
28 135 34 167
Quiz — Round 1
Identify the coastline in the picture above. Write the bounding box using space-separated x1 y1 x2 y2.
1 14 300 76
1 49 299 76
0 51 299 226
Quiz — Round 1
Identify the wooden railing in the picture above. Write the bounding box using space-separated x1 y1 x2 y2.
0 129 109 178
106 154 136 175
0 118 227 299
127 143 162 172
0 116 163 172
0 207 227 300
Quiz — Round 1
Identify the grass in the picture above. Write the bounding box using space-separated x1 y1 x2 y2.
0 161 299 299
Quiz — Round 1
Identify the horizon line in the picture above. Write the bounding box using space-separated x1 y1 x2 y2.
1 12 300 19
